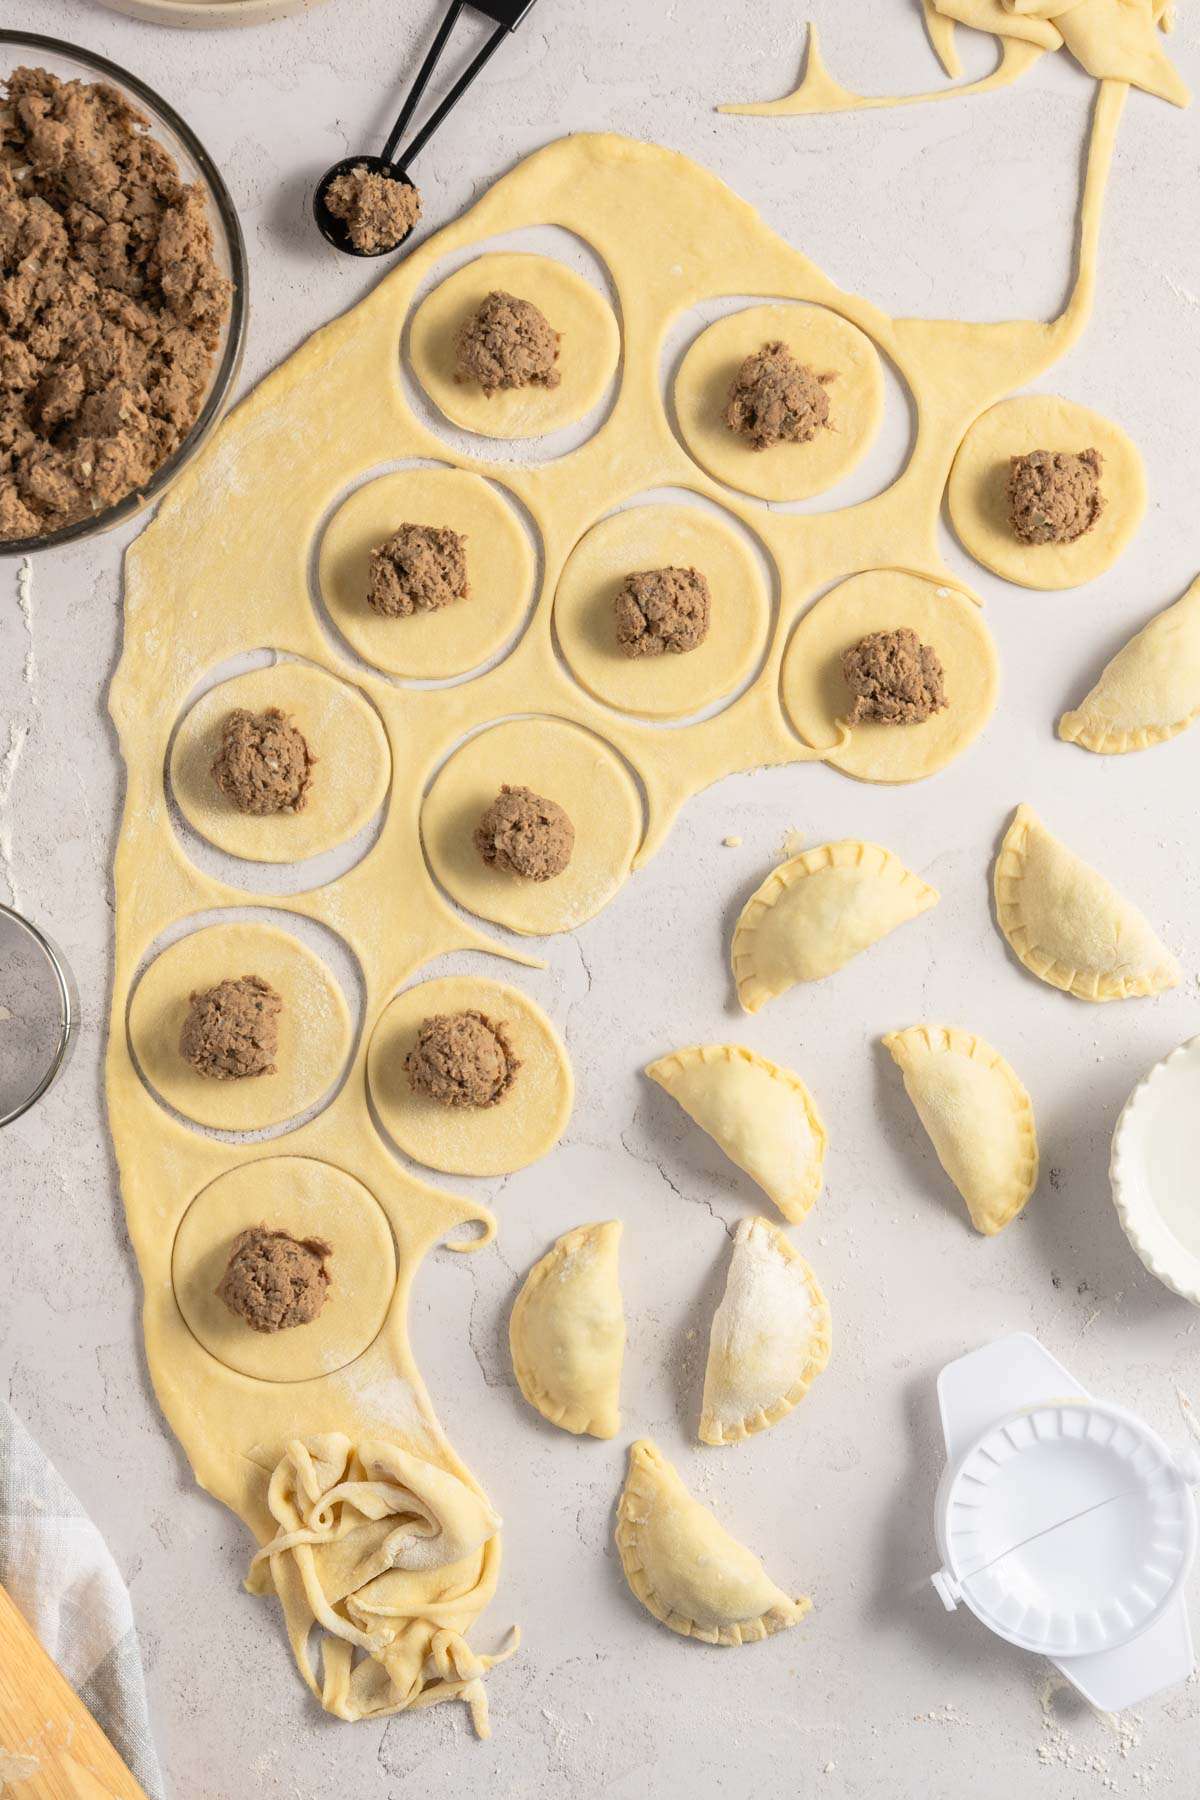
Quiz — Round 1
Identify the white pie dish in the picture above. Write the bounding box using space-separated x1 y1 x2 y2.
1111 1037 1200 1306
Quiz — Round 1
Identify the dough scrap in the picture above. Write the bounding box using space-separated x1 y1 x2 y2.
409 251 619 439
674 302 884 502
883 1024 1038 1235
553 502 770 720
172 1157 397 1383
369 975 572 1177
732 840 939 1012
645 1044 827 1224
615 1439 811 1644
319 466 534 680
719 19 1048 116
509 1221 625 1438
782 570 998 783
1058 573 1200 754
993 804 1180 1002
948 395 1145 590
1045 0 1189 107
422 717 641 935
719 5 1186 115
700 1216 831 1446
171 663 390 865
246 1435 513 1727
129 921 352 1131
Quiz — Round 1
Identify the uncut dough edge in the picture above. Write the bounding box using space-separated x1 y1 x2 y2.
105 116 1122 1724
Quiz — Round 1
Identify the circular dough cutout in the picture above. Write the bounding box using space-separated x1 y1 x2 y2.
128 920 352 1130
554 501 770 719
171 662 390 864
674 302 886 502
369 975 572 1177
408 251 620 440
422 717 641 935
948 395 1146 591
781 569 998 784
172 1156 396 1382
319 467 534 679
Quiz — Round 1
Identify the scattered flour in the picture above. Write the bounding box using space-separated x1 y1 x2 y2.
1177 1387 1200 1449
16 557 35 687
0 1752 39 1792
1035 1675 1166 1791
780 828 805 858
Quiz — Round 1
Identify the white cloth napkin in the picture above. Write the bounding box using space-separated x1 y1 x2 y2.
0 1400 165 1799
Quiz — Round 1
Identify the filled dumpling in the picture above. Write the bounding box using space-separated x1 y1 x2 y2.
700 1216 831 1445
993 804 1179 1002
732 839 939 1012
645 1044 827 1223
615 1439 810 1645
883 1025 1038 1235
509 1221 624 1439
1059 574 1200 754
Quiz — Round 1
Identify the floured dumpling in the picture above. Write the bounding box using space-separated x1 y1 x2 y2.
700 1216 831 1445
993 805 1179 1003
508 1221 624 1439
1059 574 1200 754
883 1025 1038 1235
732 840 939 1012
615 1439 810 1645
645 1044 827 1223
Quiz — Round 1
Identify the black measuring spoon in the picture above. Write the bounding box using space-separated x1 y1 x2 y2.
314 0 540 257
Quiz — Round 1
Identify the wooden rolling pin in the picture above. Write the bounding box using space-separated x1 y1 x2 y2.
0 1584 150 1799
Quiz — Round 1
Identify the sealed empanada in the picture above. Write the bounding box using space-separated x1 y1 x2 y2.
645 1044 827 1223
732 840 939 1012
1059 574 1200 755
615 1439 810 1645
509 1221 624 1439
700 1216 831 1445
993 805 1179 1002
883 1025 1037 1235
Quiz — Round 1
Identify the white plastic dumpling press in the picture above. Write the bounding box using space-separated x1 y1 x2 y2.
930 1333 1200 1711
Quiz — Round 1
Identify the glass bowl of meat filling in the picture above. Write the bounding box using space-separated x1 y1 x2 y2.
0 33 247 555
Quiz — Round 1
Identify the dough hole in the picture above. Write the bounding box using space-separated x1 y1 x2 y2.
406 244 621 447
420 715 644 936
780 569 999 783
127 912 360 1136
172 1156 398 1382
168 655 391 877
316 463 540 682
553 491 774 722
368 974 572 1177
669 300 890 504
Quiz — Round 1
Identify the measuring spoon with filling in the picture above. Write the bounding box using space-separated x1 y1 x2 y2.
314 0 540 258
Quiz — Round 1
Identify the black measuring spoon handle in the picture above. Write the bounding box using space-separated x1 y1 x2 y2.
381 0 540 176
